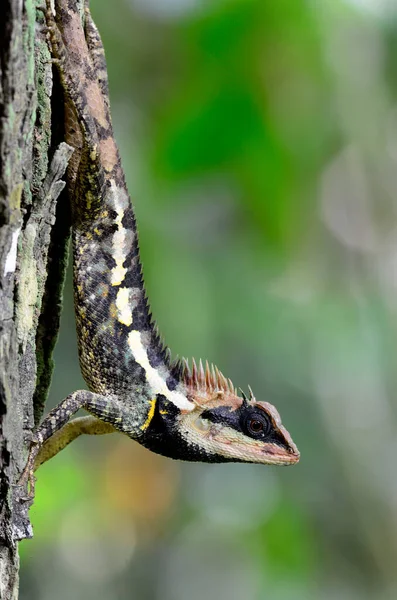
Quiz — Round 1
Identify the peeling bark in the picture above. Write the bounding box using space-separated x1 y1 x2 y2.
0 1 72 597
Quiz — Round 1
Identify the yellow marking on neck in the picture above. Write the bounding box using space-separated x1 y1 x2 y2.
140 398 156 431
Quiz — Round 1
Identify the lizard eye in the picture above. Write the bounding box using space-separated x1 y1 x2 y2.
244 412 271 439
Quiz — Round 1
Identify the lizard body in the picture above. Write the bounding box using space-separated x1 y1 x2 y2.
21 0 299 493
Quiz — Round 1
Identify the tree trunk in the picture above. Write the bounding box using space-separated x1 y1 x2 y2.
0 1 72 596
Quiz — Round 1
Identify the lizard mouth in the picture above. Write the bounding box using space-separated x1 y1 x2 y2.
212 431 300 465
259 439 300 465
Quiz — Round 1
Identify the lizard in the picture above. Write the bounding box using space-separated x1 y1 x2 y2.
20 0 299 497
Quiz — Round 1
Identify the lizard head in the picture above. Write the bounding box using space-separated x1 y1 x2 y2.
141 359 299 466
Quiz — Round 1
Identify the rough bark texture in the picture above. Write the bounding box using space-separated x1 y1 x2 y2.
0 1 72 597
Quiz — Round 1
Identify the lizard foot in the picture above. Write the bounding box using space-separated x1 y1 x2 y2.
15 440 40 502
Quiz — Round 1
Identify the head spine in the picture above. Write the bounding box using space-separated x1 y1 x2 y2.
171 357 237 395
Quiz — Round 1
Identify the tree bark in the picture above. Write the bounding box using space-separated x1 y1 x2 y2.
0 1 72 596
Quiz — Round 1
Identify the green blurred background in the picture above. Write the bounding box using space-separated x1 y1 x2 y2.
20 0 397 598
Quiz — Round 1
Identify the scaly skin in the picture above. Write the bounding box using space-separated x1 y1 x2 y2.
20 0 299 497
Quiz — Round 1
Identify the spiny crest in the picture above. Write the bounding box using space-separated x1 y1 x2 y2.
150 318 170 364
177 358 237 395
239 385 256 408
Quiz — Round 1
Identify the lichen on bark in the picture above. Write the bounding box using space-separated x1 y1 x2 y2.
0 1 73 597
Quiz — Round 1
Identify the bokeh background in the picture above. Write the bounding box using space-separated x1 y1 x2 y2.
20 0 397 598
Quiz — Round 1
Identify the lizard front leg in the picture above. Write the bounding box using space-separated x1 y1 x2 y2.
20 390 141 497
